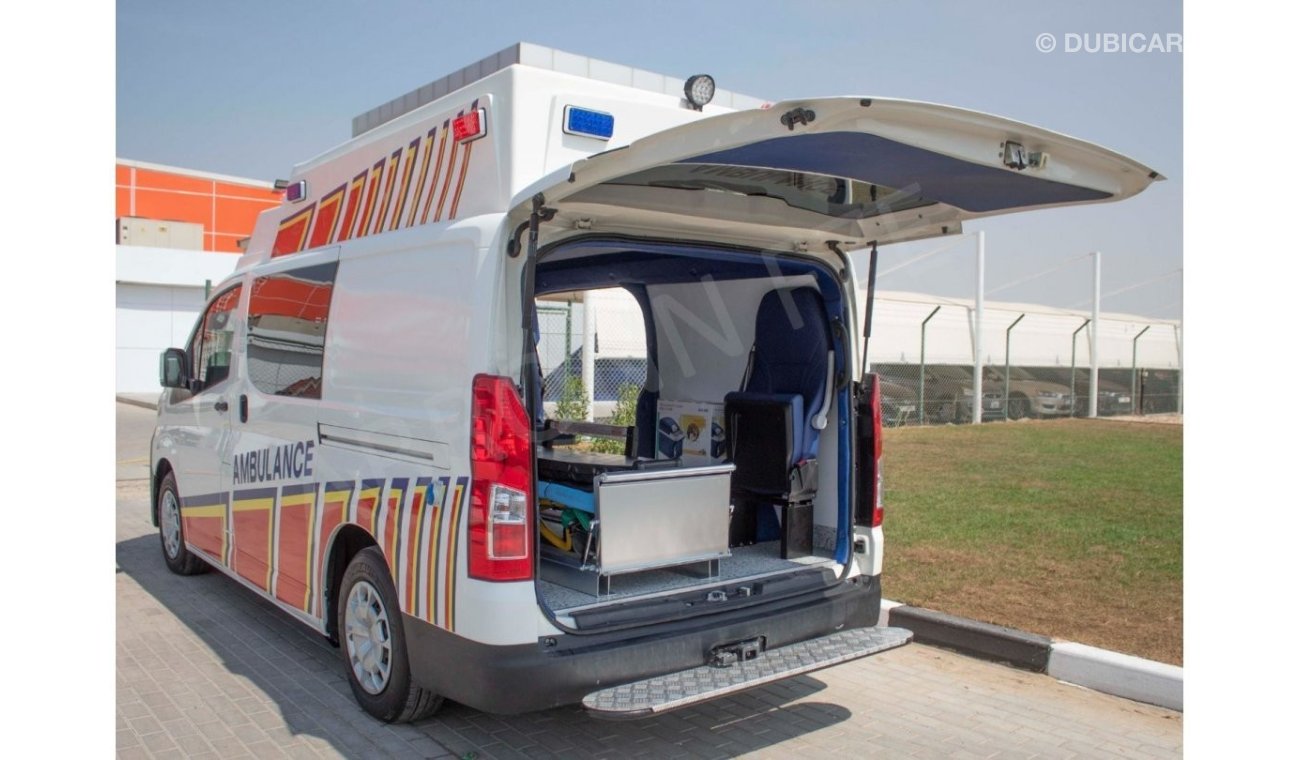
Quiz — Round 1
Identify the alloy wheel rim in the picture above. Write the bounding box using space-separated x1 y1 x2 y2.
161 490 181 559
344 580 393 694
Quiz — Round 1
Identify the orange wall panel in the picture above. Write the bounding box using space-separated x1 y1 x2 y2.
216 182 282 202
133 167 213 195
134 188 212 226
117 162 282 252
216 196 277 236
210 235 245 253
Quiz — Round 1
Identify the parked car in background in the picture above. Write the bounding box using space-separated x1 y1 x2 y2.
1136 369 1179 414
1025 368 1134 417
877 377 920 427
916 365 1006 424
1092 377 1134 416
986 367 1074 419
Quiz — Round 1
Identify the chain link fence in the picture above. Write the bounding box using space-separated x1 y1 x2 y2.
535 287 1180 430
871 362 1181 427
537 290 648 424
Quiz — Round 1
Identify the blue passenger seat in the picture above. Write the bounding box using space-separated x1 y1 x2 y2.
725 287 833 543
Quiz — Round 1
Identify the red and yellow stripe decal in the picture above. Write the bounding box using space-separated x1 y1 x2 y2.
371 149 402 235
180 492 227 565
269 100 484 257
404 477 432 614
425 477 448 624
432 111 464 223
383 478 408 574
275 483 319 612
407 127 438 227
356 158 385 236
355 479 384 537
420 121 451 224
316 482 355 618
231 487 277 591
442 477 468 631
336 170 368 242
271 204 315 257
308 184 346 249
191 470 480 631
390 138 420 231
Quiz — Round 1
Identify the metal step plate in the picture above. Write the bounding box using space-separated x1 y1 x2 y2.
583 626 913 718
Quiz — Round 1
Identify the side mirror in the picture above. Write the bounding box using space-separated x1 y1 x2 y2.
159 348 190 389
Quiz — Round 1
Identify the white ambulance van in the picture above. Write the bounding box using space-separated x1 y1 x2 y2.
151 43 1161 721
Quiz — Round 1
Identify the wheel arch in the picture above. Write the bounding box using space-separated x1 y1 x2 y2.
151 458 175 528
322 523 381 645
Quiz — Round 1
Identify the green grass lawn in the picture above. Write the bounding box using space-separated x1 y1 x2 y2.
882 419 1183 664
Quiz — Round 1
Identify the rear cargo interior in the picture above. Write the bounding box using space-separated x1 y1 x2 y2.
529 239 854 615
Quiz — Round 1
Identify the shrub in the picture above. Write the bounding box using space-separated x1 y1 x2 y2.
554 376 588 421
589 383 641 454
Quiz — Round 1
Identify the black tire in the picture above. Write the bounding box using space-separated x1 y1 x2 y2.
1007 394 1031 421
337 547 443 723
157 471 207 575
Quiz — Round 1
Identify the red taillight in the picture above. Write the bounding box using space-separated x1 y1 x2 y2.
452 109 487 143
870 373 884 528
468 374 533 581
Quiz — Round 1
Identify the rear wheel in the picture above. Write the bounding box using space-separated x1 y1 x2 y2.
1007 394 1031 421
338 547 443 723
934 398 961 425
157 472 206 575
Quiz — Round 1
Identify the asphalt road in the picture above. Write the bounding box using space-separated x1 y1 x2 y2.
116 402 1182 758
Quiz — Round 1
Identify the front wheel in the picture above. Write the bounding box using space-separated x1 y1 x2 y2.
338 547 443 723
157 472 206 575
1007 395 1031 421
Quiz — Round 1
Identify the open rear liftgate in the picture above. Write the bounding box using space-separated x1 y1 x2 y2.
583 626 912 718
516 97 1162 720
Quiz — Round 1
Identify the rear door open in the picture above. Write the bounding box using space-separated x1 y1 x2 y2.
512 98 1161 714
514 94 1163 563
511 96 1162 257
512 94 1163 547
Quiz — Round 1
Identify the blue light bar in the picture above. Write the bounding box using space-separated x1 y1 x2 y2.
285 180 308 203
563 106 614 140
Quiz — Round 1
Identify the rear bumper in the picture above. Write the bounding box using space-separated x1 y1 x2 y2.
402 573 881 714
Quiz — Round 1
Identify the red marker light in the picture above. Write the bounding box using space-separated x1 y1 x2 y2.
452 109 487 143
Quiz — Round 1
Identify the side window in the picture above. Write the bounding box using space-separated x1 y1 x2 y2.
190 285 243 392
246 262 338 399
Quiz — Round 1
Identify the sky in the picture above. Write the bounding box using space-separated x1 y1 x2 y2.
117 0 1182 319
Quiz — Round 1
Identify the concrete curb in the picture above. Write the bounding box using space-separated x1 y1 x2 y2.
888 605 1052 672
881 598 1182 712
1048 641 1183 711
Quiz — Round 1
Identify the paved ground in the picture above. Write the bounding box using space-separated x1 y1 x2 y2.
117 402 1182 758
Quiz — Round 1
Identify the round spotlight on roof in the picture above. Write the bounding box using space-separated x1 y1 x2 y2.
684 74 715 111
